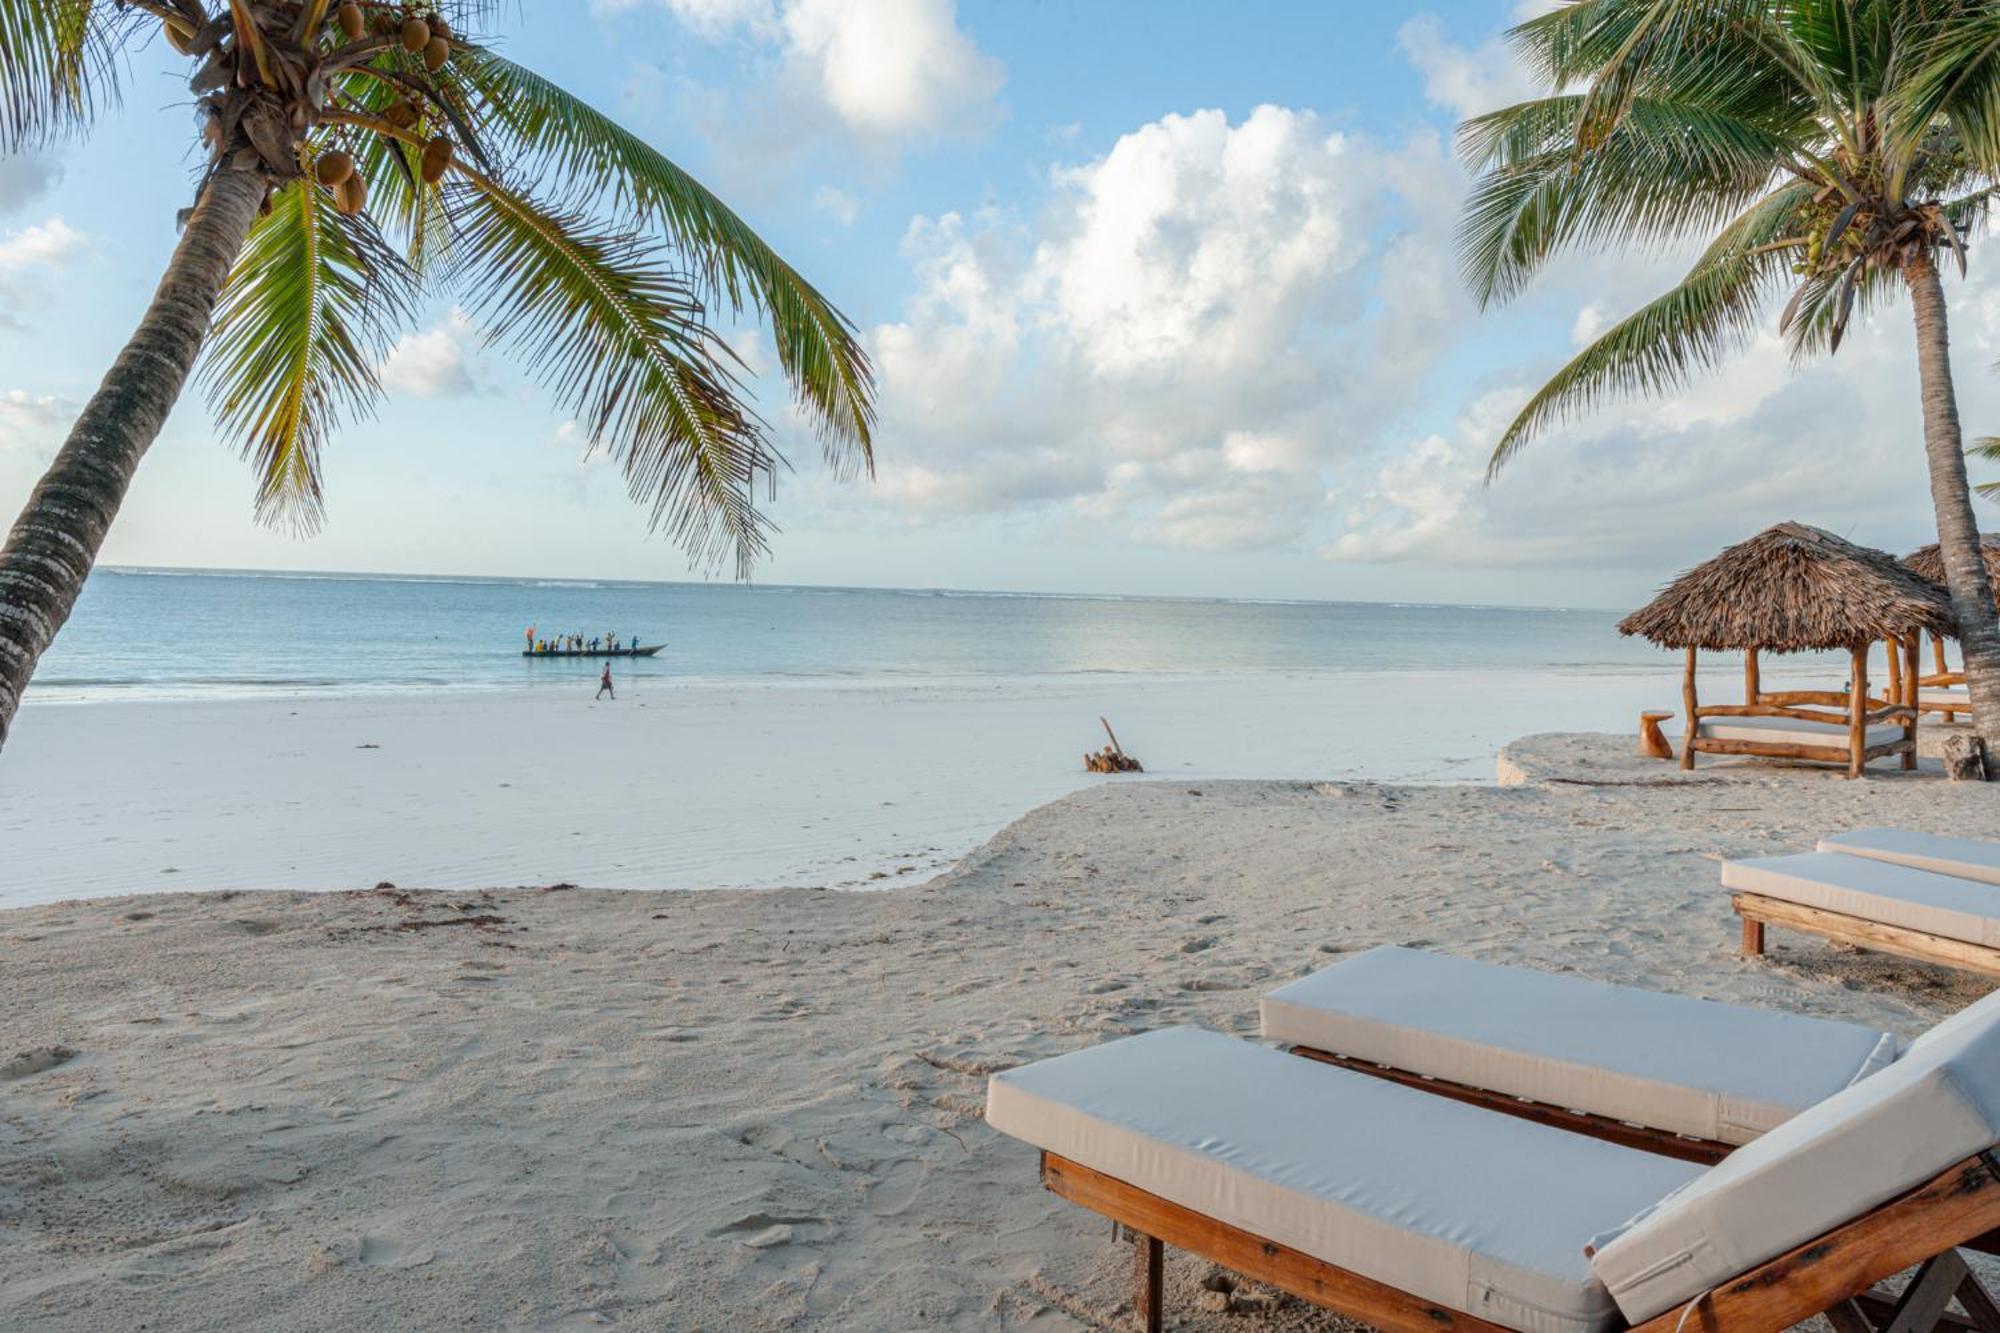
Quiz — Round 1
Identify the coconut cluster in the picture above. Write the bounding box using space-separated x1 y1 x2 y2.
164 2 464 221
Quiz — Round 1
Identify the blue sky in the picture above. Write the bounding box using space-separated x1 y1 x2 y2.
2 1 1997 608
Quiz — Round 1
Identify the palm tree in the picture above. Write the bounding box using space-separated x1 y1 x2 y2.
1459 0 2000 754
0 1 874 749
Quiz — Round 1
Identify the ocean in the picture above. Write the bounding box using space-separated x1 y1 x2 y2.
1 567 1858 902
32 566 1679 703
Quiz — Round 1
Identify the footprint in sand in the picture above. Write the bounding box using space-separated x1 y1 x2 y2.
867 1158 926 1217
1 1046 76 1080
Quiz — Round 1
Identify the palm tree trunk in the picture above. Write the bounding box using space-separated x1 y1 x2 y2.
1906 250 2000 766
0 166 265 751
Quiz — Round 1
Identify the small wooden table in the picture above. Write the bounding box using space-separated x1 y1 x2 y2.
1639 710 1675 760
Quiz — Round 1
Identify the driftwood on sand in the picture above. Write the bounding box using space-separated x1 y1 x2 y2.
1085 717 1143 773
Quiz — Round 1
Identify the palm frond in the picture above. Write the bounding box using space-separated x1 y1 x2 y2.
1458 95 1792 308
1973 435 2000 502
1897 9 2000 169
1488 181 1813 475
440 174 779 573
201 173 418 530
0 0 134 149
1779 259 1903 360
440 48 874 468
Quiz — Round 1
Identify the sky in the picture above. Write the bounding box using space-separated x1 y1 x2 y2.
3 1 2000 609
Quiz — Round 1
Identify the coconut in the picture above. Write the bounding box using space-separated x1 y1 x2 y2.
335 173 368 216
430 15 451 39
401 17 430 52
424 35 449 70
315 150 355 188
336 3 365 40
383 98 419 129
420 135 453 185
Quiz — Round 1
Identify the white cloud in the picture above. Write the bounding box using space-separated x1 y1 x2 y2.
781 0 1001 140
0 389 73 456
808 14 1996 587
0 216 83 271
0 216 84 328
379 309 479 399
1320 273 2000 576
859 106 1466 548
1397 13 1539 120
1571 303 1607 348
638 0 777 39
812 185 859 225
626 0 1001 156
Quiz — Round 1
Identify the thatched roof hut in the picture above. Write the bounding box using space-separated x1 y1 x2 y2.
1902 534 2000 591
1620 521 1955 652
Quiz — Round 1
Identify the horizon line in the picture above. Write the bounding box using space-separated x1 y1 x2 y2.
94 562 1626 617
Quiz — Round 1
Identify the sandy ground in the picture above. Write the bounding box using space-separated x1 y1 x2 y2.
5 759 1999 1331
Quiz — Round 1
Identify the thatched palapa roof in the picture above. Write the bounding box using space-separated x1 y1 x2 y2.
1902 534 2000 592
1620 521 1956 652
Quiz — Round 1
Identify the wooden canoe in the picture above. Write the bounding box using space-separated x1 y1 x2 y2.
521 644 665 659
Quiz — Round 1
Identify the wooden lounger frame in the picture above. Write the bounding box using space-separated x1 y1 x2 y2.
1291 1046 1734 1164
1042 1149 2000 1333
1734 891 2000 980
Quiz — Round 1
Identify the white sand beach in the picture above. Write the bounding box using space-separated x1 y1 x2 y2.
0 669 1681 907
5 761 1997 1331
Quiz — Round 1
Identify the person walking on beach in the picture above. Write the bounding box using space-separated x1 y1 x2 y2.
597 663 615 701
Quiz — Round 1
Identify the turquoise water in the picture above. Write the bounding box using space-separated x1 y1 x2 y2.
23 567 1676 703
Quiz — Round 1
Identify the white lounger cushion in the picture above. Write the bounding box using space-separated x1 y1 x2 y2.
1697 715 1902 748
1260 946 1897 1145
1820 828 2000 887
1591 987 2000 1322
987 1027 1702 1333
1723 851 2000 946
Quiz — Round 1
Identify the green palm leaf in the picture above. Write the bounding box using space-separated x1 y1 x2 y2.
1488 181 1813 474
440 173 778 573
0 0 131 149
201 174 418 531
1459 94 1796 307
1974 435 2000 502
440 48 874 467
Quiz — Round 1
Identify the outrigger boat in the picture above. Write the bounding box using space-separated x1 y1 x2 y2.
522 644 665 659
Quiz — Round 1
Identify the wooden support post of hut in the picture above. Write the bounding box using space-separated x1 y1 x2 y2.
1901 535 2000 725
1630 523 1955 779
1903 634 1922 770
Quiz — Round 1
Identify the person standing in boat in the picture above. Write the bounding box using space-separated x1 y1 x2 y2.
596 663 614 700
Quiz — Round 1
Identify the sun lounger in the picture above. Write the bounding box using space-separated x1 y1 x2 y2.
1696 714 1906 751
1819 828 2000 887
1726 851 2000 977
988 1008 2000 1333
1260 945 1897 1159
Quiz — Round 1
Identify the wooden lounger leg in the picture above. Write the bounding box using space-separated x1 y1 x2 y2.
1742 914 1766 957
1134 1231 1163 1333
1955 1267 2000 1333
1880 1251 1969 1333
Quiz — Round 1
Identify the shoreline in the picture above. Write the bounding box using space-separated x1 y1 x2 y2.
6 774 1999 1329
